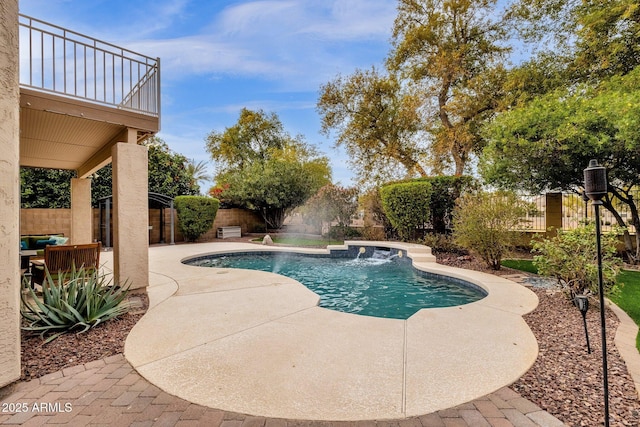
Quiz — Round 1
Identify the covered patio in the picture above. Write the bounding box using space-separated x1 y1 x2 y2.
0 2 160 388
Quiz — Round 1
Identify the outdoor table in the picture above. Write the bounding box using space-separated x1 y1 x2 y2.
19 249 38 271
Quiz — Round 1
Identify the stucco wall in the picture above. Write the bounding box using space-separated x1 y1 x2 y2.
0 0 21 388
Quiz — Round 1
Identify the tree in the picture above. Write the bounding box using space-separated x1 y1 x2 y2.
145 138 201 198
207 109 331 230
317 68 427 185
573 0 640 78
301 184 359 233
317 0 512 184
185 159 212 192
507 0 640 80
90 137 199 206
21 168 75 208
206 108 287 170
481 68 640 262
388 0 510 176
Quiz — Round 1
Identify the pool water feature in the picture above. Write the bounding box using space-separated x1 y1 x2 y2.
187 252 486 319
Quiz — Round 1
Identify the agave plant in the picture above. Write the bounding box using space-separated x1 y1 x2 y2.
21 265 131 343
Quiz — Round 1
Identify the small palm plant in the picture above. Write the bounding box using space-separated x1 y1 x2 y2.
21 265 131 343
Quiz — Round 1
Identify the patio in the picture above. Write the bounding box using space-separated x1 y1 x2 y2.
119 242 545 421
1 241 570 426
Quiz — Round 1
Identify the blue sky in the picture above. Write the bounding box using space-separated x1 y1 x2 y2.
19 0 399 190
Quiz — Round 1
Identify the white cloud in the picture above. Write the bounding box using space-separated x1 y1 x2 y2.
125 0 395 89
21 0 396 90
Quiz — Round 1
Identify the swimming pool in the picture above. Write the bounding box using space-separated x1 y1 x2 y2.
186 251 486 319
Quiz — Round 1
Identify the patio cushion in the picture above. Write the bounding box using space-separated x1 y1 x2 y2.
21 234 64 250
35 238 56 249
50 235 69 245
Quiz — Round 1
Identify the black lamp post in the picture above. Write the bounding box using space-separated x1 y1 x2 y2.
574 294 591 353
583 159 610 427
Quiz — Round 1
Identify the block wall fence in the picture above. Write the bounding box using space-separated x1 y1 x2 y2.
20 207 264 245
19 193 569 246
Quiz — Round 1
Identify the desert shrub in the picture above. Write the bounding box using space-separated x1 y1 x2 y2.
421 233 467 255
532 223 622 297
380 181 432 241
21 266 131 343
452 190 531 270
175 196 220 241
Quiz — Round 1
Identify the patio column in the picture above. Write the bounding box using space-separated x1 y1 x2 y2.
0 0 21 387
545 192 563 237
70 177 93 244
112 132 149 290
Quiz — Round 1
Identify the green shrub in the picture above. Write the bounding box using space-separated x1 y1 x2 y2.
326 225 362 240
380 181 432 241
175 196 220 241
453 190 531 270
381 176 476 233
532 223 622 297
360 188 395 239
21 266 131 343
422 176 476 233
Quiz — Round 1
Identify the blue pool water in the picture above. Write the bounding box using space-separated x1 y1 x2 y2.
188 252 486 319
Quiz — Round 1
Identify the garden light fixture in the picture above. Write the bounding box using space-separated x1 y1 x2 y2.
584 159 608 202
574 294 591 354
583 159 610 427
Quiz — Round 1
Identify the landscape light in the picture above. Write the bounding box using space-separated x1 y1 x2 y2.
583 159 609 427
574 294 591 354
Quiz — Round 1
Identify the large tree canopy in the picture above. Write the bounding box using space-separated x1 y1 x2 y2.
207 109 331 230
481 68 640 261
317 0 511 184
507 0 640 79
317 68 426 186
206 108 287 170
389 0 510 176
21 169 75 208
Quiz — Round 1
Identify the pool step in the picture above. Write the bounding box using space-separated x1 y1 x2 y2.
407 253 437 263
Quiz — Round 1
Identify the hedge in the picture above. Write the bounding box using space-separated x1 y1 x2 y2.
174 196 220 242
380 181 432 240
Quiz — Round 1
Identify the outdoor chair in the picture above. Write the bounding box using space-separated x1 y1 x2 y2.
31 242 101 287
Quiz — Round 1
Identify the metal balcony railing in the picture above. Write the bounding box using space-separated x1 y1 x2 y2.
19 14 160 117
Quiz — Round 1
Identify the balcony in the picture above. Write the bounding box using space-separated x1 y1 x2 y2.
18 14 161 176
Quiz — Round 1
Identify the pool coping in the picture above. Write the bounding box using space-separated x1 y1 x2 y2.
123 241 540 421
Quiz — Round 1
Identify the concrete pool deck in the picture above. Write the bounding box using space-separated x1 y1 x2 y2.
119 241 541 421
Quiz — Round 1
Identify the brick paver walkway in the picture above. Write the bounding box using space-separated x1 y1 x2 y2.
0 354 565 427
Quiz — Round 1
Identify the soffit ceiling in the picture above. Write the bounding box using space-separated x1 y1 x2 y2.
19 88 159 177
